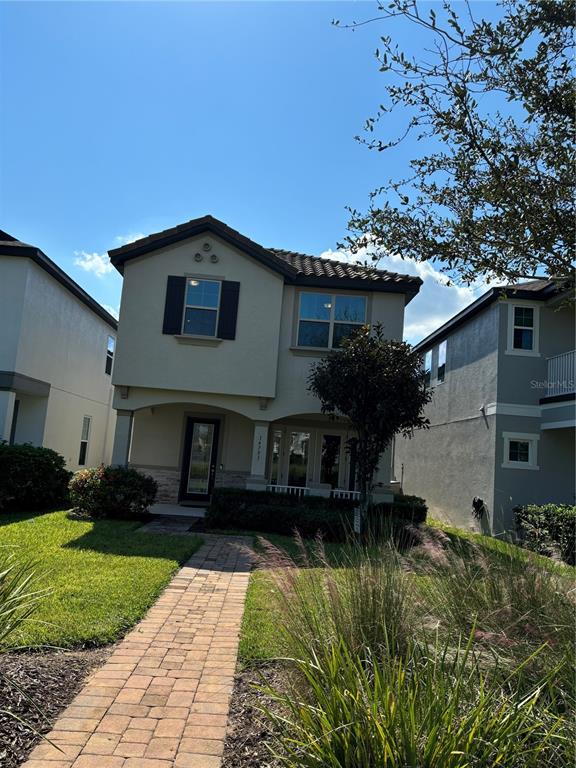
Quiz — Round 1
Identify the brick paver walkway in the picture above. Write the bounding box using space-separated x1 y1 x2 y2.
23 534 252 768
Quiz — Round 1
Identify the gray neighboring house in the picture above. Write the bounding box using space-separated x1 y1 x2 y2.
394 280 575 535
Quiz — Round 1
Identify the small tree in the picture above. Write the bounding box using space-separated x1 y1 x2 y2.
308 324 431 517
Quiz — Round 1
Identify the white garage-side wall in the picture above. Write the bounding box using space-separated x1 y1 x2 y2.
2 256 116 469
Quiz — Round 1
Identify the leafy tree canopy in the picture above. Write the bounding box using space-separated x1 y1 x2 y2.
338 0 575 290
308 324 431 504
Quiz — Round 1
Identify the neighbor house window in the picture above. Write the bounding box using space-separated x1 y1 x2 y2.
78 416 91 466
513 306 533 350
437 340 447 383
423 350 432 387
297 293 367 348
506 304 539 355
502 432 539 470
182 279 221 336
105 336 115 375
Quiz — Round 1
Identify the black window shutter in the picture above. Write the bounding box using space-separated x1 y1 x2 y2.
162 276 186 334
217 281 240 340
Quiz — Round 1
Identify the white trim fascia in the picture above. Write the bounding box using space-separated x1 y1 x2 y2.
505 301 540 356
540 400 576 410
541 419 576 430
485 402 541 417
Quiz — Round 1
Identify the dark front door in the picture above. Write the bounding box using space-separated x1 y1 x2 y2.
179 418 220 502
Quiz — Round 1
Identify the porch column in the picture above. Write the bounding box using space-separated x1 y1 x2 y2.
111 409 134 467
0 390 16 444
246 420 270 490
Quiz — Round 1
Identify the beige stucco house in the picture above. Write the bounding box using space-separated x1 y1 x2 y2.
109 216 421 505
0 231 117 468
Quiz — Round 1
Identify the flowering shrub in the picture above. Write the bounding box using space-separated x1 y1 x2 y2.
69 465 157 519
0 443 71 512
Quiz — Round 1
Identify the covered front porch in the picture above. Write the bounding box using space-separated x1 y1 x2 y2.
112 402 393 506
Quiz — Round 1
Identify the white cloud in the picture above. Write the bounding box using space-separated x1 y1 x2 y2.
102 304 119 320
319 245 500 345
74 250 114 277
114 232 146 246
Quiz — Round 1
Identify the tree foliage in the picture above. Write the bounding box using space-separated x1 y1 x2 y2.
308 324 431 505
339 0 575 289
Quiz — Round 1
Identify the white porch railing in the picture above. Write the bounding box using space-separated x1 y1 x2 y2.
546 350 575 397
266 485 310 497
330 489 361 501
266 485 361 501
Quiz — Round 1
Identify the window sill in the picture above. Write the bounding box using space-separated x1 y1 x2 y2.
290 345 332 356
504 349 541 357
174 335 222 347
501 462 540 471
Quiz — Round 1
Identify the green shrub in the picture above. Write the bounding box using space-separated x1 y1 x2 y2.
69 465 157 519
0 443 71 512
514 504 576 565
206 488 427 540
264 638 568 768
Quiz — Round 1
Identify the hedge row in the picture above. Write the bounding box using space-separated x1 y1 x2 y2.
0 443 71 512
206 488 427 540
514 503 576 565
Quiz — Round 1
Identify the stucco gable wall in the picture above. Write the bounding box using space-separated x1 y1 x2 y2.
113 234 284 399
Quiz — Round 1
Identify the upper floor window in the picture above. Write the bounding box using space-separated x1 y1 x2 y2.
183 279 221 336
423 349 432 387
437 340 447 383
105 336 115 375
297 292 367 348
506 303 540 356
513 306 534 350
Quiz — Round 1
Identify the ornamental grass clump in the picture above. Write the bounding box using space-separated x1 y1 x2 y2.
408 530 576 705
257 532 416 661
256 532 574 768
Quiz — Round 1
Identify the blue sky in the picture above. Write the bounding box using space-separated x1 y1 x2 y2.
1 1 503 342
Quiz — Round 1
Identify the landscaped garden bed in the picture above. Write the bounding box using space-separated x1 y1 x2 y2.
0 647 111 768
224 524 576 767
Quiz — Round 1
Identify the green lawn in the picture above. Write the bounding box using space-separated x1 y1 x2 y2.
0 510 202 649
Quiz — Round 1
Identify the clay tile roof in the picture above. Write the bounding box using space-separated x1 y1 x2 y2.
269 247 421 287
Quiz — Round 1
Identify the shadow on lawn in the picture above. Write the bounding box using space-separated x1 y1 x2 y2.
63 518 202 561
0 508 62 528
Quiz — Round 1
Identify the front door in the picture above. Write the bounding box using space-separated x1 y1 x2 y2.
179 418 220 502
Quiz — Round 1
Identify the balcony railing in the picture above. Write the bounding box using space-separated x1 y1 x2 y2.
546 350 575 398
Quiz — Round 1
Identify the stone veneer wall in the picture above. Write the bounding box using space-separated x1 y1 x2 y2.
131 466 249 504
132 467 180 504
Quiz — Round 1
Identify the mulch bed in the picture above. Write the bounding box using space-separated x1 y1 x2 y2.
0 646 111 768
223 662 286 768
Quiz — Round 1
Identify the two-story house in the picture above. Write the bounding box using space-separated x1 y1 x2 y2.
0 231 117 468
108 216 421 506
394 280 575 534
